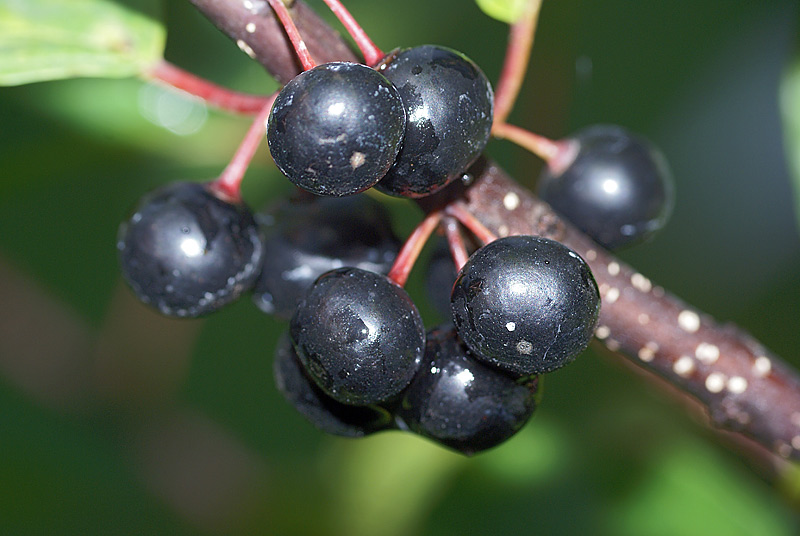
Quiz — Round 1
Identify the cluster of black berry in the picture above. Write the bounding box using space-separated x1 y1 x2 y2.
267 44 494 198
271 200 600 455
115 177 603 454
115 0 674 453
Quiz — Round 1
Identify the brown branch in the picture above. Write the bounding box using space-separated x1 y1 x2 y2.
188 0 358 85
186 0 800 465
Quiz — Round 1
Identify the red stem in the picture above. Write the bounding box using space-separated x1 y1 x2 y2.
493 0 542 125
210 94 277 202
146 60 271 115
321 0 384 66
444 202 497 245
267 0 317 70
387 211 442 288
444 217 469 272
492 122 562 160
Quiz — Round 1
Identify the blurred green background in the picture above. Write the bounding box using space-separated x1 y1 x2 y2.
1 0 800 534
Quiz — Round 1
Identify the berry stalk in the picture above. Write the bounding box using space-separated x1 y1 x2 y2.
211 94 277 202
321 0 384 66
267 0 317 70
492 0 543 125
492 122 568 164
146 60 272 114
444 201 498 245
387 211 442 287
443 216 469 272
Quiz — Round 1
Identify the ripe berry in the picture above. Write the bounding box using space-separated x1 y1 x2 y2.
252 194 401 319
290 267 425 405
267 62 406 197
274 332 394 437
451 235 600 376
398 326 539 456
375 45 494 198
117 182 263 317
537 124 674 249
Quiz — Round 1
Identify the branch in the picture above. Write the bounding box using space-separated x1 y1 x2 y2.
188 0 358 84
186 0 800 466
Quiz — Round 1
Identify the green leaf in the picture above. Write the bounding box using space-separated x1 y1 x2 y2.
607 441 795 536
0 0 165 86
474 0 529 24
781 55 800 232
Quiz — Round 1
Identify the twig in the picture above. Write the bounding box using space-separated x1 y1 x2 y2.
492 0 543 125
147 60 272 114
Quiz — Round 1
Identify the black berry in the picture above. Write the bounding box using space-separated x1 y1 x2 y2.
267 62 406 197
451 235 600 376
274 332 394 437
537 124 674 249
398 326 539 456
252 194 401 319
117 182 263 317
376 45 494 198
290 267 425 405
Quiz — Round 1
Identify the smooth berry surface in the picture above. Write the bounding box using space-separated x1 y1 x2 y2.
117 181 262 317
398 326 539 456
268 62 405 197
274 332 394 437
376 45 494 198
537 124 674 250
252 194 400 319
290 267 425 405
451 236 600 376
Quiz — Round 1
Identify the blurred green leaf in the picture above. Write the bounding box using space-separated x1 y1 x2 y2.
780 55 800 231
474 0 528 24
606 441 795 536
0 0 164 86
321 433 468 536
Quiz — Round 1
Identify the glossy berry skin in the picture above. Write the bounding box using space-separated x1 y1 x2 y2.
290 267 425 405
117 182 263 317
451 236 600 376
537 124 674 250
267 62 405 197
273 332 394 437
252 195 400 319
398 326 539 456
376 45 494 198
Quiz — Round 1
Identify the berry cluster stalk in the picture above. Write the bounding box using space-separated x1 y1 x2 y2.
492 0 543 126
147 61 271 114
211 94 277 201
188 0 800 468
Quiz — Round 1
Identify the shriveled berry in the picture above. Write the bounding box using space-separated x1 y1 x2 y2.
451 236 599 376
117 182 262 317
274 332 394 437
398 326 539 456
376 45 494 198
252 194 400 319
290 267 425 405
268 62 406 197
537 124 674 249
